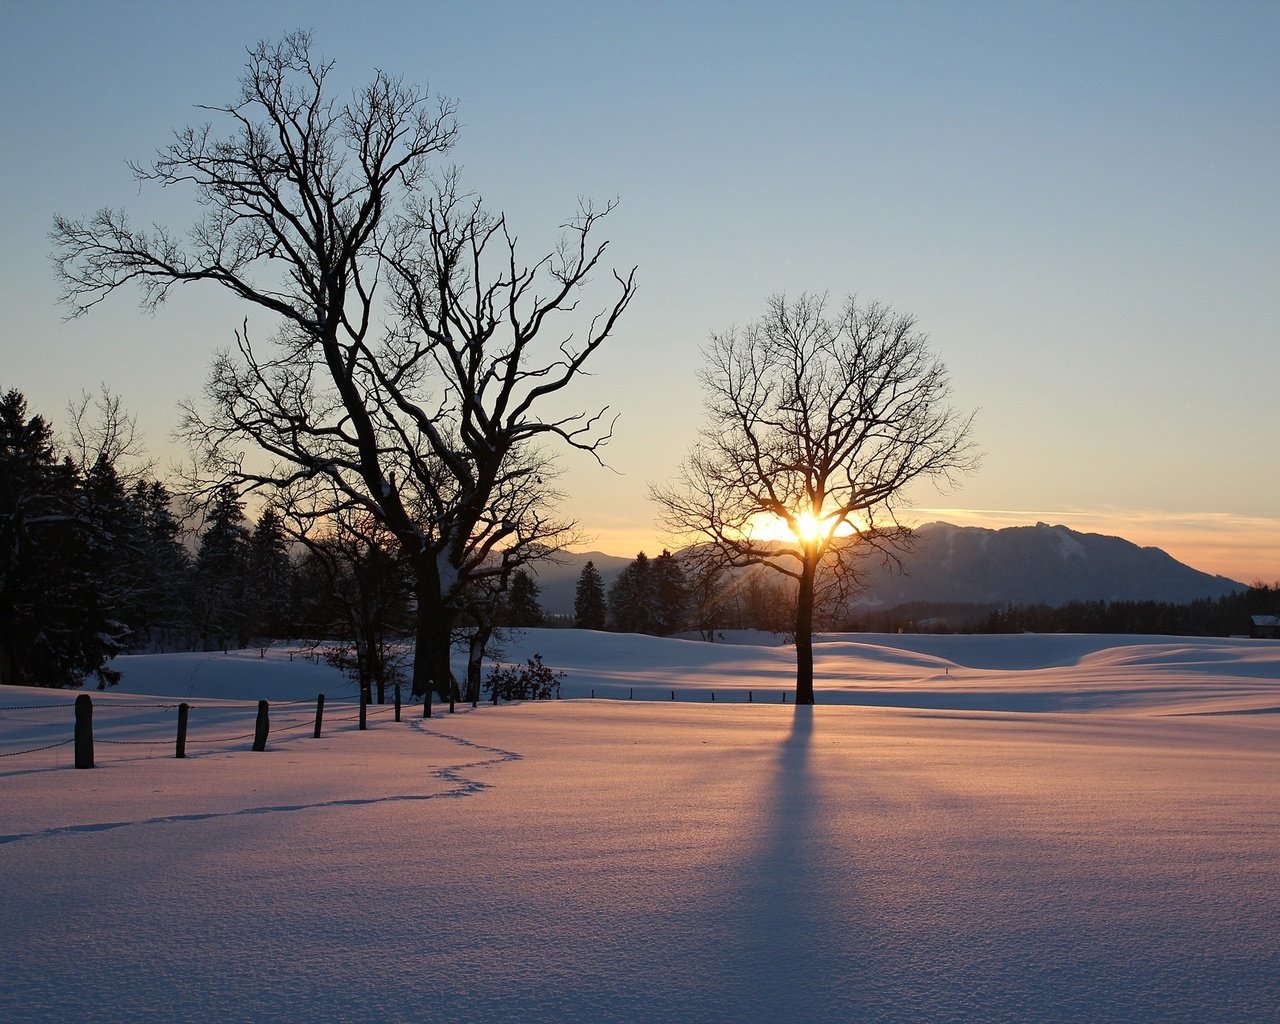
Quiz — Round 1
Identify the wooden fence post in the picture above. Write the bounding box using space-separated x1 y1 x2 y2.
424 682 432 719
176 703 190 758
313 693 325 738
359 687 368 731
252 699 270 751
749 691 753 703
394 682 401 722
74 694 94 769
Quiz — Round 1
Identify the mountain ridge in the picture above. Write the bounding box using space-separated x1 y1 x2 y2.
528 522 1246 616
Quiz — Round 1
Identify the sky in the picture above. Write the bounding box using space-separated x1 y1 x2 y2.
2 0 1277 582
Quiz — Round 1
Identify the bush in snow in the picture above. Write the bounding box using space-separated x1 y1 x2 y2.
484 654 564 701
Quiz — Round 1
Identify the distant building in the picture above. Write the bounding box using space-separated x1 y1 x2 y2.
1250 614 1279 639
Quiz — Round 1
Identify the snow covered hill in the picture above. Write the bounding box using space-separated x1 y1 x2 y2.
3 631 1277 1023
10 627 1274 715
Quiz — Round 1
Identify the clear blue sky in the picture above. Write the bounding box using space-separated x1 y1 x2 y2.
2 0 1277 580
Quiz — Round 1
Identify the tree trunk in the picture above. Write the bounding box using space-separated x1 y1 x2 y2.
411 560 454 700
465 625 492 705
412 609 454 700
369 624 386 704
794 553 817 705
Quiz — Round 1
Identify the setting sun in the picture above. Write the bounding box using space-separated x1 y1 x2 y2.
793 510 824 543
746 510 864 545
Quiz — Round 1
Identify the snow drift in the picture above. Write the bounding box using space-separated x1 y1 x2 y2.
2 630 1277 1023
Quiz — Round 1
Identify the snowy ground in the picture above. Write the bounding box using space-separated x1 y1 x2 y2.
2 630 1278 1023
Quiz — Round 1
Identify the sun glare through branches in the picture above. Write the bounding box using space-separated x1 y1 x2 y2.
746 510 864 545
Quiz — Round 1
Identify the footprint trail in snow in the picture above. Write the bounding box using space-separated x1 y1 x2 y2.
0 715 522 845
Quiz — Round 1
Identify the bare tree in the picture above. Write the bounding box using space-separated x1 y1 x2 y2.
64 386 152 483
51 32 635 702
652 293 978 704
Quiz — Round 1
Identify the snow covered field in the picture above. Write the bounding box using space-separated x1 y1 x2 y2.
3 630 1278 1023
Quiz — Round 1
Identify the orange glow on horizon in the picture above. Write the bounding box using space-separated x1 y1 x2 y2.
580 509 1279 584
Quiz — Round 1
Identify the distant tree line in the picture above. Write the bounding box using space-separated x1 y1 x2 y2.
582 549 1276 641
842 588 1278 638
0 388 559 691
571 551 798 638
1 388 185 687
978 588 1277 637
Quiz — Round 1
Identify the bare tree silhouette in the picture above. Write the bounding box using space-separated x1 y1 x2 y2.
653 293 978 703
52 32 635 699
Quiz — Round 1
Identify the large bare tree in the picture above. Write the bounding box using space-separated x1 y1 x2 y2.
652 293 978 704
51 32 635 702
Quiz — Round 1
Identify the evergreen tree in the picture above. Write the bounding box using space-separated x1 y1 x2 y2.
574 561 607 630
651 550 690 635
129 479 191 649
685 556 727 640
505 569 544 627
290 547 338 639
195 485 250 649
609 552 657 634
80 452 145 654
0 389 124 686
247 506 292 642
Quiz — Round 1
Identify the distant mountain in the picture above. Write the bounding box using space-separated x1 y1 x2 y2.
528 524 1246 616
848 521 1245 609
